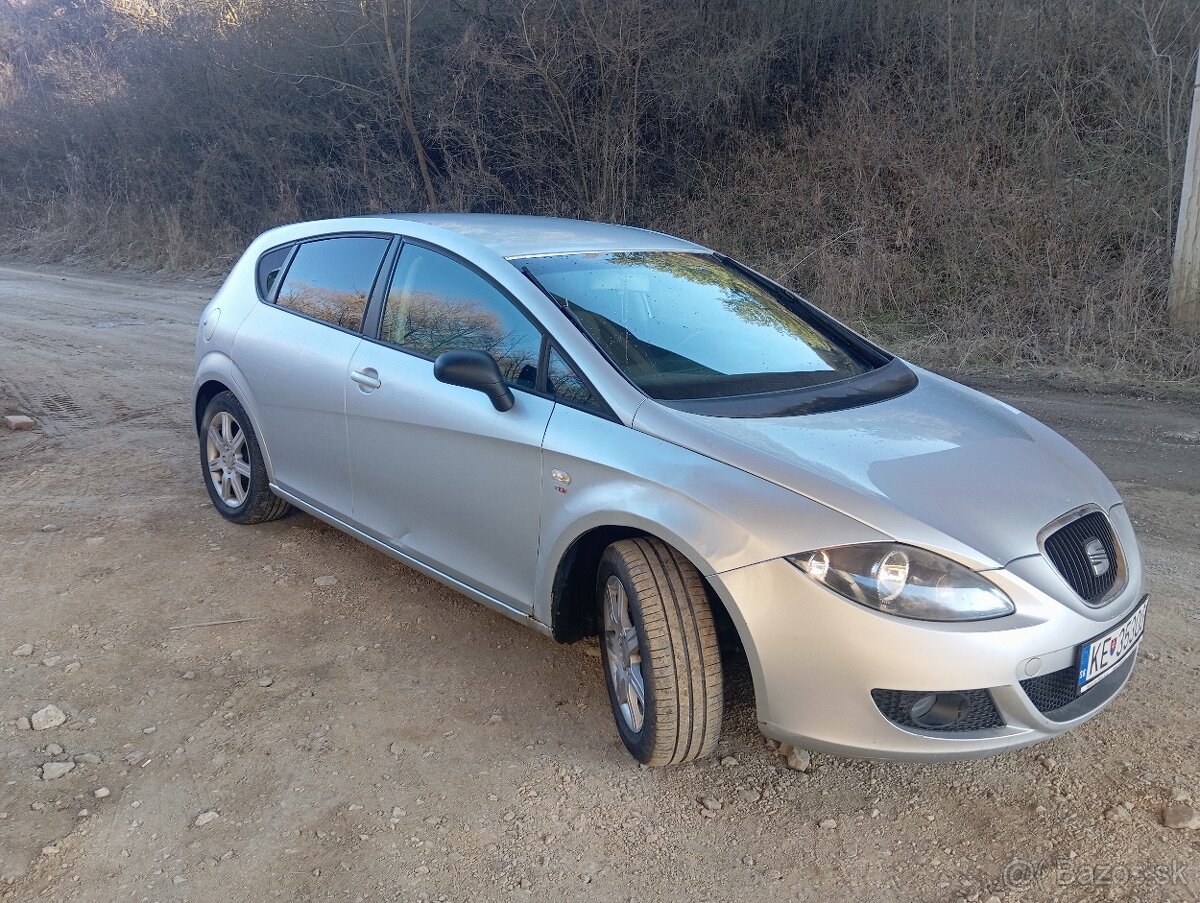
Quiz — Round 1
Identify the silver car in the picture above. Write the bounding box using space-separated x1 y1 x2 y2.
193 214 1147 765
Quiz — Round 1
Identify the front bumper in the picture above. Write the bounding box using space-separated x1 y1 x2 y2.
712 546 1146 761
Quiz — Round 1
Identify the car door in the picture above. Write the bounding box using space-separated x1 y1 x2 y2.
232 233 392 513
346 241 553 611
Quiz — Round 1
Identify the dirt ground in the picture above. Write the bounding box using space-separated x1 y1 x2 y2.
1 262 1198 903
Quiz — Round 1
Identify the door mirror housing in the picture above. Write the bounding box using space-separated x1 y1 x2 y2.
433 350 515 412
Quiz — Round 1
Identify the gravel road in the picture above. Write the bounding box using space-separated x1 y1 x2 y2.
1 263 1198 902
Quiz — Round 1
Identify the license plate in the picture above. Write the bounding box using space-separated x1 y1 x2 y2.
1077 598 1147 693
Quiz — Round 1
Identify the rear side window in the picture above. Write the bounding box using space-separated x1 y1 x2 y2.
256 245 291 298
275 236 390 330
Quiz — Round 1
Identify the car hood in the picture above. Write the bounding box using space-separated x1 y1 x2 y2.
631 367 1122 570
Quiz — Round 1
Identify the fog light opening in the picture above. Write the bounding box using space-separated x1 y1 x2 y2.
909 692 972 729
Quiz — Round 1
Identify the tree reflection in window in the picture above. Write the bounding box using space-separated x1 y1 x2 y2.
383 245 541 389
275 236 389 330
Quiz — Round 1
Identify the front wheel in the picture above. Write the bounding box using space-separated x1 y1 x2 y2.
199 391 290 525
598 537 724 765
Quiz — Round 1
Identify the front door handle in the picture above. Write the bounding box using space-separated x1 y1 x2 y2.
350 368 382 391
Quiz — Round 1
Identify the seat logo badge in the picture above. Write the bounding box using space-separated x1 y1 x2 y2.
1084 538 1110 577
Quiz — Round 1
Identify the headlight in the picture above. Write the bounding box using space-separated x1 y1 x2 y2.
786 543 1014 622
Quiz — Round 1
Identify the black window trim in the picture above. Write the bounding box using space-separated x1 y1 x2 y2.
256 231 396 338
357 236 620 422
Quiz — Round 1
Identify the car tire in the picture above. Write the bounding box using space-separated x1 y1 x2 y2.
199 391 290 525
597 537 724 765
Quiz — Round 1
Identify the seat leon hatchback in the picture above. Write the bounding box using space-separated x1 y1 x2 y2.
193 214 1147 765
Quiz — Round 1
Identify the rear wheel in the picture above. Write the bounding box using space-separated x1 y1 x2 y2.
199 391 290 525
597 537 723 765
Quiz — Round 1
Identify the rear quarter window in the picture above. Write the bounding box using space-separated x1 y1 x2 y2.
256 245 291 299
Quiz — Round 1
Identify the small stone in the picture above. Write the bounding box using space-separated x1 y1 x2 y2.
40 844 60 857
41 761 75 780
45 743 63 756
210 666 226 677
389 743 402 755
487 714 503 724
742 855 755 866
314 575 337 587
172 875 186 885
720 756 739 767
257 678 274 688
415 865 430 875
41 656 61 667
41 524 61 533
765 869 783 880
1104 806 1131 823
94 788 110 799
739 789 762 803
31 705 67 731
984 897 1001 903
15 717 31 731
1163 802 1200 830
181 671 195 680
73 752 101 765
818 818 838 829
700 796 722 812
12 644 33 657
193 811 220 827
1040 756 1057 771
782 745 811 773
63 662 81 674
142 726 157 734
4 414 35 431
392 807 404 818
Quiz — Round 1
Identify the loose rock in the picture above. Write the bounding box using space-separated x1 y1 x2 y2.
194 811 220 827
15 717 31 731
73 752 101 765
778 743 811 772
31 705 67 731
314 575 337 587
819 818 838 829
257 677 274 688
1163 802 1200 830
700 796 722 812
63 662 81 674
4 414 35 431
41 761 75 781
12 644 33 657
94 788 110 799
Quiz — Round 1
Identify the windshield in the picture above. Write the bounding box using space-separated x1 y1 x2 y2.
518 251 874 400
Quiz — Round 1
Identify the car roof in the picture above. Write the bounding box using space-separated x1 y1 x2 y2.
378 213 709 259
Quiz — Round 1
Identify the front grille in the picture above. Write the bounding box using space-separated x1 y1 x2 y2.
1042 510 1120 605
871 688 1005 733
1019 666 1079 714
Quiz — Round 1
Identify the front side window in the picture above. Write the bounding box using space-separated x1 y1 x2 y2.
520 252 874 400
546 347 607 416
275 235 390 330
382 243 542 389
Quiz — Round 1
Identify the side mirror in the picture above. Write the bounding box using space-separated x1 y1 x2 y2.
433 350 515 412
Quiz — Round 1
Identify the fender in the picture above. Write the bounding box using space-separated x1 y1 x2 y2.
192 351 277 481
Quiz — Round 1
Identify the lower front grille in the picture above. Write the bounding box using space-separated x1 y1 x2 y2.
1020 666 1079 714
871 688 1005 733
1042 509 1121 605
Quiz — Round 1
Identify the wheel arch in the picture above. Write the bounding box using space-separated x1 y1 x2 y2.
547 522 758 715
192 354 275 479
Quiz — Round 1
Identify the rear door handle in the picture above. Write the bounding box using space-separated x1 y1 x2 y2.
350 368 382 391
